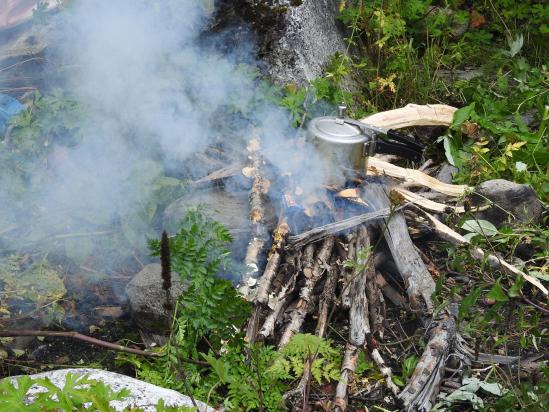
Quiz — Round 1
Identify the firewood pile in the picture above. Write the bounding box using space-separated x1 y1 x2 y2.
232 105 546 411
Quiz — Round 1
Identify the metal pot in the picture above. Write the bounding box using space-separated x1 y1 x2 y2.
307 105 375 171
307 104 424 174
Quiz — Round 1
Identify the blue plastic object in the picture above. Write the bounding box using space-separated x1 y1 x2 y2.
0 93 24 135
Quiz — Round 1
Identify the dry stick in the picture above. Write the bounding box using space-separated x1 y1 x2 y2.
278 237 334 349
392 187 490 214
398 305 458 412
375 272 408 309
366 184 436 314
245 222 289 344
366 156 470 197
419 209 548 295
255 222 290 305
189 162 243 186
0 330 208 366
257 252 303 341
285 256 340 407
315 256 340 338
334 227 370 412
287 206 401 249
240 135 270 299
340 233 357 310
366 265 385 339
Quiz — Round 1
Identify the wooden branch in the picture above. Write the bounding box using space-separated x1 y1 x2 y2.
398 306 457 411
246 223 290 344
240 136 270 299
257 270 297 341
393 187 480 214
419 210 548 295
286 256 341 407
340 233 357 310
366 265 385 338
367 157 470 197
375 272 408 309
315 256 340 338
360 103 457 129
287 206 401 249
334 344 360 412
190 162 243 186
335 227 370 411
256 223 290 305
365 184 436 313
278 237 334 349
0 329 208 366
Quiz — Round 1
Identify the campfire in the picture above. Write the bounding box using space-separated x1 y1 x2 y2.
226 104 547 411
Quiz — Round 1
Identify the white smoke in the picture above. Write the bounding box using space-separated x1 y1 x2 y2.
0 0 331 269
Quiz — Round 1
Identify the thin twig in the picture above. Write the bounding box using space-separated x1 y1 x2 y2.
0 329 209 366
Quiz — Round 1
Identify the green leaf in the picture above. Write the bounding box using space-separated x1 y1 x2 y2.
451 103 475 128
458 285 483 321
487 279 509 302
507 275 524 298
461 219 499 237
443 135 460 167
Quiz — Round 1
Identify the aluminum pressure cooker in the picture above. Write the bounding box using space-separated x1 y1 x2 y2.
307 104 424 171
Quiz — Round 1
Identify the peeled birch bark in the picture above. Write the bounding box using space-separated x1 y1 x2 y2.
360 103 457 129
239 136 270 299
367 157 470 197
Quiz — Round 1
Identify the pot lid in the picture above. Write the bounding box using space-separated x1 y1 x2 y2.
307 116 367 145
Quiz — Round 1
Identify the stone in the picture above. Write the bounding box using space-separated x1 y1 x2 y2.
7 368 213 412
125 263 187 332
223 0 349 86
471 179 544 227
436 162 458 184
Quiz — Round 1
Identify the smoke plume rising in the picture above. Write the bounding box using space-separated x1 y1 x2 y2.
0 0 332 279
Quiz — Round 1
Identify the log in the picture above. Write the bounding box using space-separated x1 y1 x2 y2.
340 233 357 310
239 136 270 299
315 256 340 338
419 210 548 295
392 187 489 214
190 162 243 186
257 270 297 341
287 206 401 249
365 184 436 313
398 305 457 411
360 103 457 130
278 237 334 348
375 272 408 309
334 227 370 411
367 157 470 197
366 266 385 338
256 222 290 305
335 228 398 410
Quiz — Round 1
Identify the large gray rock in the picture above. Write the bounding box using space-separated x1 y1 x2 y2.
266 0 348 85
227 0 348 86
471 179 544 227
7 368 212 412
125 263 187 332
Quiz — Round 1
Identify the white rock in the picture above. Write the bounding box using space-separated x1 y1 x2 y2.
7 368 213 412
